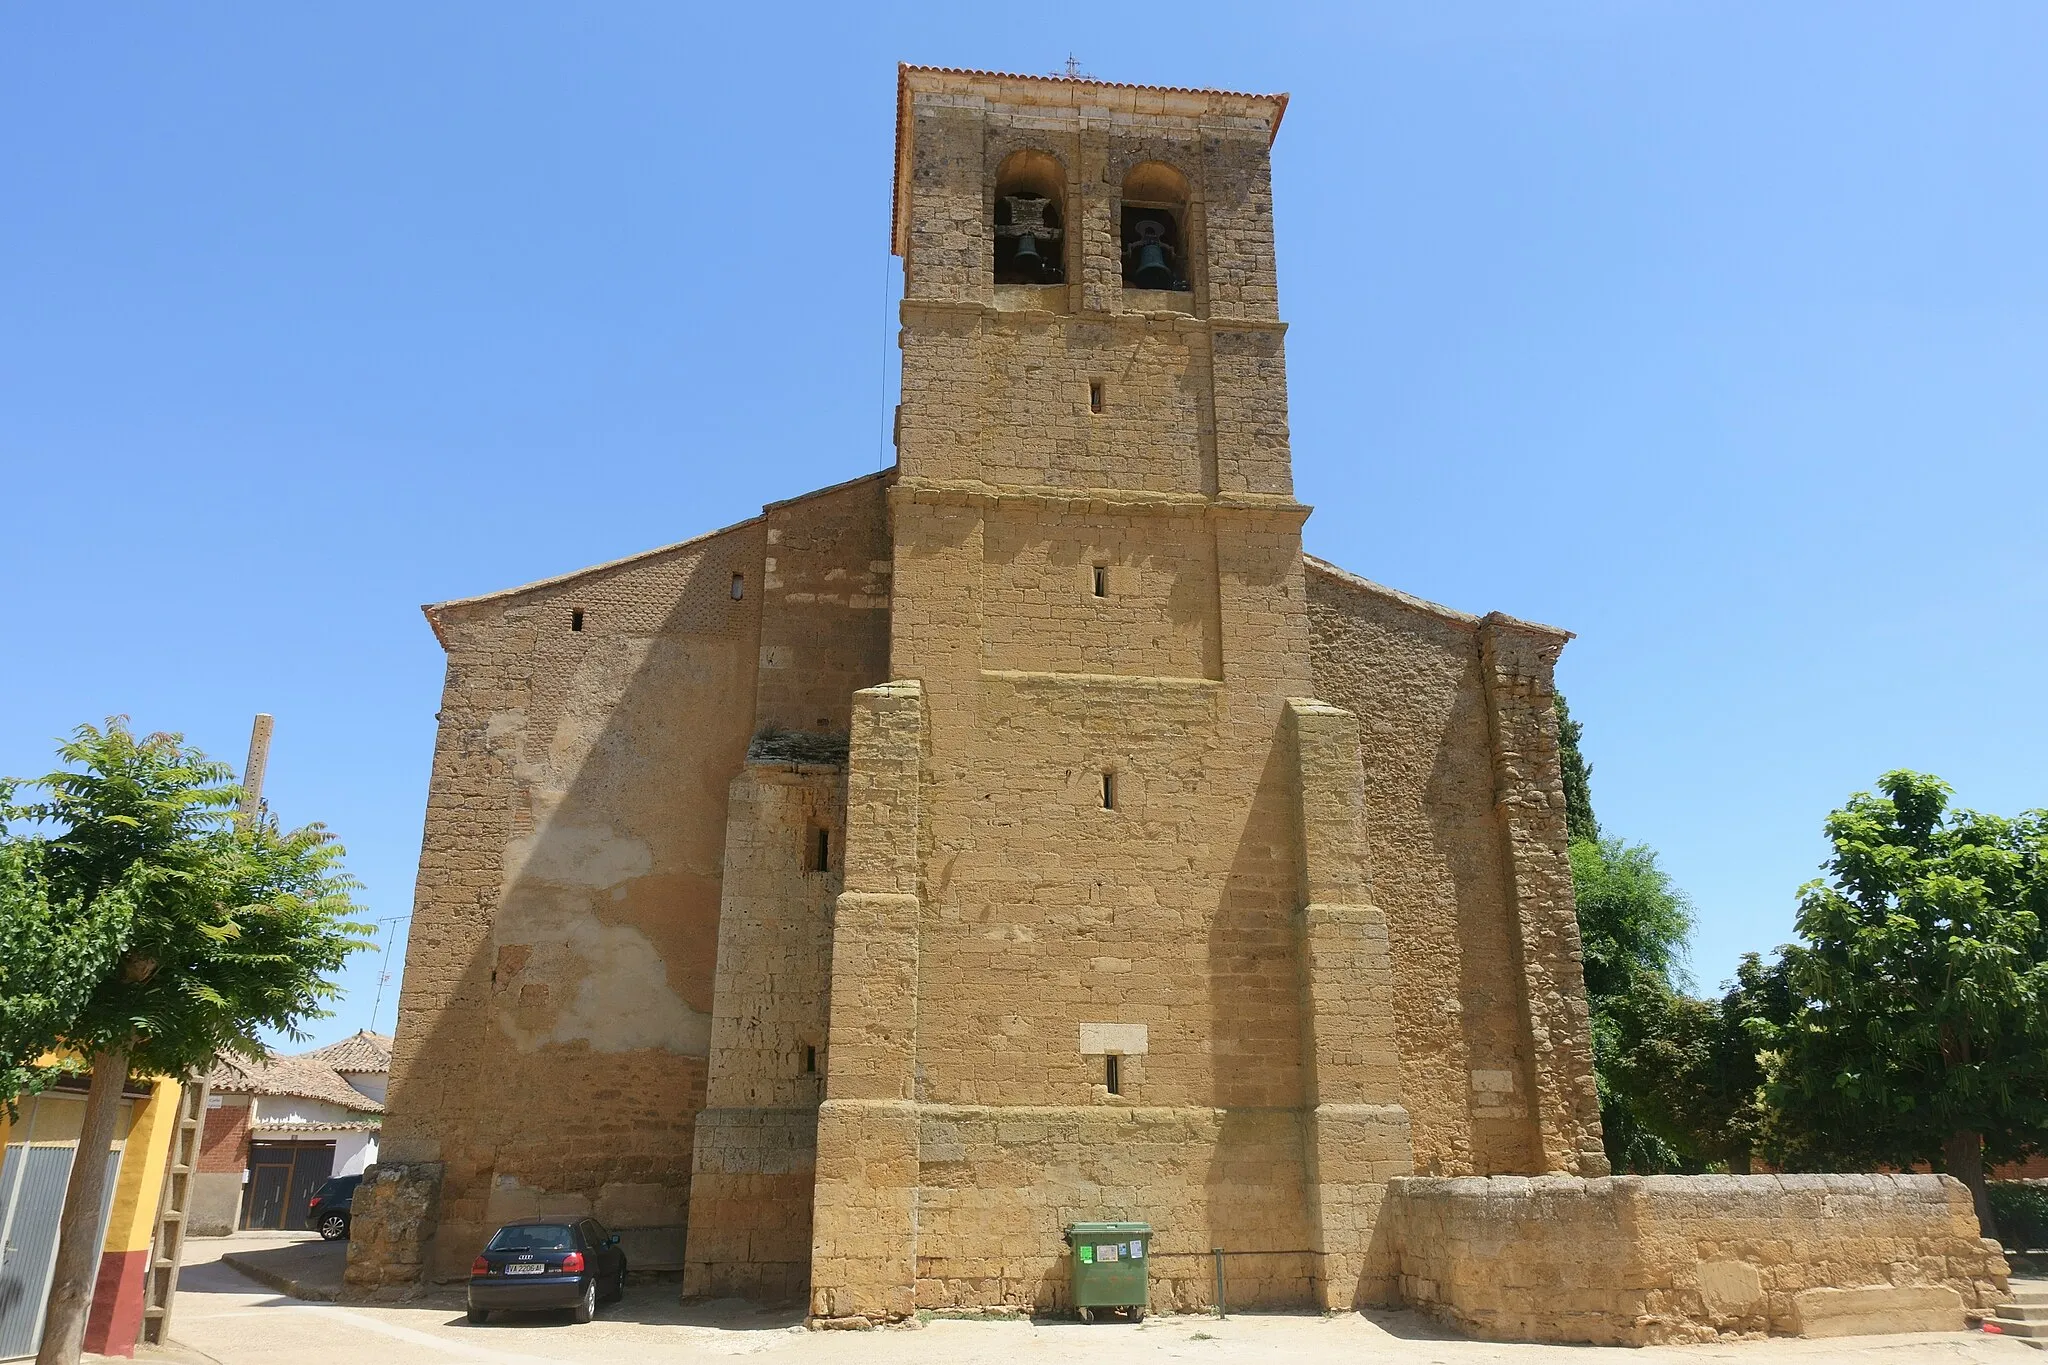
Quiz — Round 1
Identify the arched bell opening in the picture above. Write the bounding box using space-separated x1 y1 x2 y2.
993 149 1067 286
1120 161 1191 292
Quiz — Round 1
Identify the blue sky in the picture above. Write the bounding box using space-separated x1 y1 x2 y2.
4 3 2043 1047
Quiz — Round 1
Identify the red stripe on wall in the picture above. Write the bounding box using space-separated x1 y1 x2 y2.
83 1246 148 1358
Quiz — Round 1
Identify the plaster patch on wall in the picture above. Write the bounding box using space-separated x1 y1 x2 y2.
494 898 712 1056
504 822 654 892
550 917 712 1054
484 709 526 752
1078 1022 1149 1055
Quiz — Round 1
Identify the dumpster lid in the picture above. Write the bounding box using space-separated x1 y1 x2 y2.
1064 1221 1152 1235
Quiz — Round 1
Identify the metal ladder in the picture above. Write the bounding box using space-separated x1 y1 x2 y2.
141 1079 209 1346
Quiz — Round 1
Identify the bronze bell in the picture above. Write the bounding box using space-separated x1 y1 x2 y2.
1131 241 1174 288
997 193 1063 284
1127 219 1177 289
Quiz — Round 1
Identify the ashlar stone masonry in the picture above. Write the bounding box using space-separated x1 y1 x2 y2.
346 65 2009 1341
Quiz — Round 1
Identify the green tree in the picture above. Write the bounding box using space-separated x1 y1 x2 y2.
1557 692 1598 844
1759 771 2048 1238
0 840 132 1114
0 721 370 1365
1599 950 1789 1173
1571 834 1699 1171
1558 693 1783 1174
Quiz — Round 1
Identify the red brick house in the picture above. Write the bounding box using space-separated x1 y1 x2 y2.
192 1032 388 1234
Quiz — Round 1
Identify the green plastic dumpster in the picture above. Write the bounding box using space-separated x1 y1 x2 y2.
1063 1221 1152 1322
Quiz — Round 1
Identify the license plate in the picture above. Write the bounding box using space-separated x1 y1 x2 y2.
505 1263 546 1275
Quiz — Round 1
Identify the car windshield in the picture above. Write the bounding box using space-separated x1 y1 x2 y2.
487 1224 573 1253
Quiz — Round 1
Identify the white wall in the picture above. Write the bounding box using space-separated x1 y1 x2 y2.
332 1132 378 1177
251 1096 369 1127
341 1072 387 1105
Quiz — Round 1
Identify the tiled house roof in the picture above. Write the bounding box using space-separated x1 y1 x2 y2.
299 1030 393 1075
207 1050 384 1115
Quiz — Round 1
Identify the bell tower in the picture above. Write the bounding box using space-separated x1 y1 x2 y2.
808 66 1414 1321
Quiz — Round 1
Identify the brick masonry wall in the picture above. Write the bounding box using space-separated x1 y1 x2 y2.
1383 1173 2010 1345
196 1095 249 1173
190 1094 252 1235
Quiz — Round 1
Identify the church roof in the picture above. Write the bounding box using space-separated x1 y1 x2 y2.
892 63 1290 256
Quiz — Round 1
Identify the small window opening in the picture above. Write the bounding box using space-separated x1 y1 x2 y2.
730 573 745 600
1089 380 1104 414
1092 565 1108 598
1101 771 1116 810
814 827 831 872
804 1045 817 1074
1105 1054 1121 1094
570 609 584 632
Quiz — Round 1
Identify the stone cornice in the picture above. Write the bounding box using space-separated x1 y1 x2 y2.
901 296 1287 335
891 476 1308 522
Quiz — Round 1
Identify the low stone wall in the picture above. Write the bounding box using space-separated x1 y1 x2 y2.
1382 1173 2010 1345
342 1161 442 1300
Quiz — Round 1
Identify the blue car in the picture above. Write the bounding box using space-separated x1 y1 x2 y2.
466 1218 627 1324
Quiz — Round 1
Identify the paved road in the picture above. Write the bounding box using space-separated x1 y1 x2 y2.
148 1238 2039 1365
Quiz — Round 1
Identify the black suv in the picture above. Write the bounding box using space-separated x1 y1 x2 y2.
467 1218 628 1324
309 1175 360 1240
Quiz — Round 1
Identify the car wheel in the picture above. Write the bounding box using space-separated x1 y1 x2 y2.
603 1265 625 1303
571 1278 596 1324
318 1212 349 1241
466 1306 488 1324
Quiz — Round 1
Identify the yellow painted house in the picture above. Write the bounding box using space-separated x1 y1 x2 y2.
0 1065 185 1360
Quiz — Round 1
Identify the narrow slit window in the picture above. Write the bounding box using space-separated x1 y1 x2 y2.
1092 565 1108 598
1089 380 1105 413
804 1045 817 1074
1101 771 1116 810
570 609 584 632
814 827 831 872
730 573 745 600
1105 1054 1121 1094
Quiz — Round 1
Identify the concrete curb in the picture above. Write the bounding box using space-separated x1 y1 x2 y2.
220 1251 338 1303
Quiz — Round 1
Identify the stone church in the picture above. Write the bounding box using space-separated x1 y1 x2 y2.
347 66 2007 1340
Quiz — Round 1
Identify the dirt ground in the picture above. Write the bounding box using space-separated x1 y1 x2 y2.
123 1234 2040 1365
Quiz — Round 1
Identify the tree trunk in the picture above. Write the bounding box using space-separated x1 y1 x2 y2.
35 1045 128 1365
1943 1128 2000 1243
